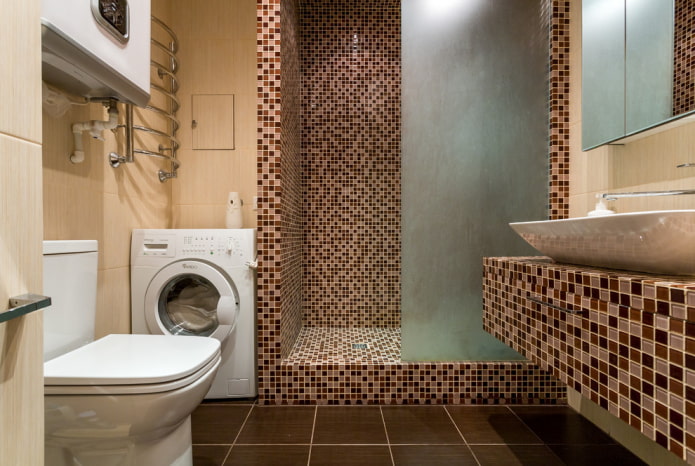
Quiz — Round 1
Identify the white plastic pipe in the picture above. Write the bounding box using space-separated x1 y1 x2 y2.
70 103 119 163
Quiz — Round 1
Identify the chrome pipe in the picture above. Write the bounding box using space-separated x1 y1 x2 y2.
125 104 134 163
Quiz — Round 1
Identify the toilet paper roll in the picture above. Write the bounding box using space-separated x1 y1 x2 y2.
225 192 243 229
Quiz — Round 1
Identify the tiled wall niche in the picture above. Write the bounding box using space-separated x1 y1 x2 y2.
483 257 695 463
256 0 572 404
301 0 401 327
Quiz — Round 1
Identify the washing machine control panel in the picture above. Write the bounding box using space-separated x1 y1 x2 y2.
132 229 256 268
180 233 249 266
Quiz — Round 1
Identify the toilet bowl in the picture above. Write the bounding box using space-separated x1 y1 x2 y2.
43 241 221 466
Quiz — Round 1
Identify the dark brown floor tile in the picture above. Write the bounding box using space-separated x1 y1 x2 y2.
511 406 615 445
309 445 392 466
392 445 477 465
549 444 648 466
235 406 315 444
313 406 387 444
447 406 542 444
471 444 565 466
191 404 252 444
382 406 463 444
193 445 231 466
224 445 310 466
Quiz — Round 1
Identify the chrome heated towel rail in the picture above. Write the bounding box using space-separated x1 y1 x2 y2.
112 15 180 182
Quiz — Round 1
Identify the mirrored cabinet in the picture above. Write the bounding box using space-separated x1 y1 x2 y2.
582 0 693 150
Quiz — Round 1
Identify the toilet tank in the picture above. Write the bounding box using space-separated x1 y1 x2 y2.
43 240 99 362
41 0 151 106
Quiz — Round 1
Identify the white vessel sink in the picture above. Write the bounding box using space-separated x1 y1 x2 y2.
510 210 695 276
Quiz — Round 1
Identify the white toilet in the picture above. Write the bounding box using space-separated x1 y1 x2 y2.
43 240 221 466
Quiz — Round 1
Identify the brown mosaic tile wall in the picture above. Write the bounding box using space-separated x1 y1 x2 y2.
257 0 303 400
674 0 695 116
300 0 401 327
279 0 303 359
549 0 570 220
483 257 695 464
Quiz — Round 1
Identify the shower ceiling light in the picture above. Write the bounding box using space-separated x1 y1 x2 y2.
421 0 475 18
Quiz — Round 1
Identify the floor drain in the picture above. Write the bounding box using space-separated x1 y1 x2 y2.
352 343 369 350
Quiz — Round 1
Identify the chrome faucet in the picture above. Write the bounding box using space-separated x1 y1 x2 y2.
600 163 695 201
600 188 695 201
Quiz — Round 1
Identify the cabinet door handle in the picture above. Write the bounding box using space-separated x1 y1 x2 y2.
1 294 52 324
527 294 585 315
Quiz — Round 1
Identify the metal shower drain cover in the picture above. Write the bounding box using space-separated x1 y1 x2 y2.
352 343 369 350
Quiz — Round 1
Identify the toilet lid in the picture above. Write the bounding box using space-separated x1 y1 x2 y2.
44 334 220 386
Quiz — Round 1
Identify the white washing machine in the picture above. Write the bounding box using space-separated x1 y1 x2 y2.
131 229 257 399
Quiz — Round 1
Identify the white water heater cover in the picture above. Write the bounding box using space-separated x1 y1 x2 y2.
41 0 151 107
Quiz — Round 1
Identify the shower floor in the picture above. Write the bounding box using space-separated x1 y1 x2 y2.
284 327 401 365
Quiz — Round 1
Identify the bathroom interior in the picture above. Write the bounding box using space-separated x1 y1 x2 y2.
1 0 695 464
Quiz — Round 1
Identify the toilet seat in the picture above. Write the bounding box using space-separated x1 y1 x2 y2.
45 357 221 395
45 334 221 395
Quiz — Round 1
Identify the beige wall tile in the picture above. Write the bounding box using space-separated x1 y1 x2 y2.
173 149 240 205
569 193 598 218
171 0 257 228
230 40 258 92
0 126 43 466
102 193 137 270
95 267 132 338
172 0 256 41
234 93 259 151
0 10 44 462
173 204 227 229
0 0 41 143
42 107 104 194
103 192 171 269
0 135 44 306
42 180 104 254
152 0 173 25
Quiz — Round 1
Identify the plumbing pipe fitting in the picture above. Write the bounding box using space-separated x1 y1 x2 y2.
70 101 119 164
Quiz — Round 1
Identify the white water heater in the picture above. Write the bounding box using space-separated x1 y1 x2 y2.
41 0 151 107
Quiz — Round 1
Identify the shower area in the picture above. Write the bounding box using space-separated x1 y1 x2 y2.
256 0 570 404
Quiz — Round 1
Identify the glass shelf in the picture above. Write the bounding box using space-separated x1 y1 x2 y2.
0 294 51 324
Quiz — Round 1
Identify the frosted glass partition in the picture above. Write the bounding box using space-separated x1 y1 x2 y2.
401 0 549 361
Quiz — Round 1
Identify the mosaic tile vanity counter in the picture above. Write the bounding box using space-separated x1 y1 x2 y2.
482 256 695 464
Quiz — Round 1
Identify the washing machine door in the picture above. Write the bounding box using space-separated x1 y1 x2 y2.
144 260 240 342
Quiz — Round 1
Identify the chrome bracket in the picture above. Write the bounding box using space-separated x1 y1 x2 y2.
108 152 128 168
158 169 177 183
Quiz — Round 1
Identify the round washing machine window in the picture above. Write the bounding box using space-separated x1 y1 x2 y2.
158 274 220 337
144 260 240 341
